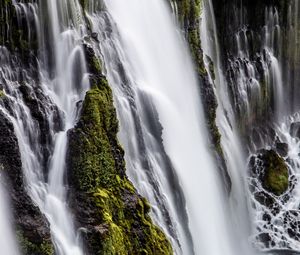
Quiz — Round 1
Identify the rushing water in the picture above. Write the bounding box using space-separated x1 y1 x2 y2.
201 0 300 253
201 1 257 254
2 0 300 254
0 1 89 254
85 0 240 254
0 178 20 255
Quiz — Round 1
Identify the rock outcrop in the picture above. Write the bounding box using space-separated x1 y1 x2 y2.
67 46 173 254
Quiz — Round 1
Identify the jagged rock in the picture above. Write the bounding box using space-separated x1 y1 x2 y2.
276 142 289 157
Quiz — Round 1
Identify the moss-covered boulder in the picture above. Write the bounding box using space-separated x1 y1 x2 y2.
252 150 289 196
67 75 172 255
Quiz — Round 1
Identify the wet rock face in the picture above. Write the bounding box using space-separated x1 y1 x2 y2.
290 122 300 138
275 142 288 157
249 149 289 196
0 111 52 254
19 82 64 175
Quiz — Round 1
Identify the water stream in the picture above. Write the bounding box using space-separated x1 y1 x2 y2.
88 0 240 254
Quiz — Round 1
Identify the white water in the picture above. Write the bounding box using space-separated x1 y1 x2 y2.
2 0 298 254
39 3 89 252
201 0 300 253
91 0 238 254
86 9 190 254
1 1 89 254
200 0 257 254
249 113 300 251
0 178 20 255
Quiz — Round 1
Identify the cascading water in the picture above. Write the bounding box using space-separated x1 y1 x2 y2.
201 0 300 253
3 0 300 254
37 2 89 252
85 0 241 254
0 177 20 255
200 1 257 254
0 1 89 254
86 9 191 254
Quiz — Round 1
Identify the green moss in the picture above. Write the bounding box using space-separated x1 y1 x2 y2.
91 56 102 73
0 90 5 98
261 150 289 196
175 0 222 151
69 76 172 254
16 230 54 255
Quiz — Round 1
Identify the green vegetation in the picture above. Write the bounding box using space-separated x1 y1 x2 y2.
260 150 289 196
68 76 172 254
16 230 54 255
0 90 5 98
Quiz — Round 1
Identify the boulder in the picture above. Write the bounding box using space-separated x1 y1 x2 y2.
249 149 289 196
260 150 289 196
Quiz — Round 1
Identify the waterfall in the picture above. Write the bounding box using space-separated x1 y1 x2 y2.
2 0 300 254
201 0 300 253
200 1 256 254
0 178 20 255
86 0 240 254
0 1 89 254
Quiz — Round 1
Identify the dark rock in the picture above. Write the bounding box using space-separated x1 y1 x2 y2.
19 82 64 175
262 212 272 222
283 210 300 241
276 142 289 157
257 232 272 247
254 191 275 208
91 32 98 41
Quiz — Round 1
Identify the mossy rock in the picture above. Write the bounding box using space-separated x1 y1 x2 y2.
16 230 54 255
0 90 5 98
259 150 289 196
68 75 173 255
